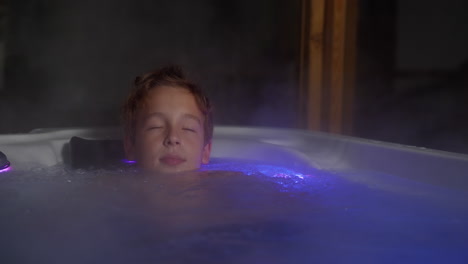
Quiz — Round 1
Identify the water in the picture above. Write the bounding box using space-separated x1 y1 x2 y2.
0 159 467 263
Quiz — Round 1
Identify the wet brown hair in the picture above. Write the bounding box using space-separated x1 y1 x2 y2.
122 66 213 145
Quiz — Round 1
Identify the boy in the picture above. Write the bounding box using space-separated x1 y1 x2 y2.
122 66 213 173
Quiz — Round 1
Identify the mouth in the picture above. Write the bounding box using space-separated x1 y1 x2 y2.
159 155 186 166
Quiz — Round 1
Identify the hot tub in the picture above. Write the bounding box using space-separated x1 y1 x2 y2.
1 126 467 263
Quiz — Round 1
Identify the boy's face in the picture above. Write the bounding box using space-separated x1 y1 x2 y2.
125 86 211 173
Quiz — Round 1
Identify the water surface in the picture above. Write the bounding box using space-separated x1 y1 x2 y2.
0 159 467 263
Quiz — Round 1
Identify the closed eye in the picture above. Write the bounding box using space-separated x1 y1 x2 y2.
147 126 163 130
183 128 196 132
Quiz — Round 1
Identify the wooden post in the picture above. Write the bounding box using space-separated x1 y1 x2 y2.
308 0 326 131
299 0 358 134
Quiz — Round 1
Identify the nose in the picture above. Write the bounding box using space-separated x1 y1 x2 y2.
163 128 181 146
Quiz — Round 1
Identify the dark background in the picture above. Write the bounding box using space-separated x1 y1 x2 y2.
0 0 467 154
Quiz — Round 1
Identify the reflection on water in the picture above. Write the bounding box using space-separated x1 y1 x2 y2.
0 159 467 263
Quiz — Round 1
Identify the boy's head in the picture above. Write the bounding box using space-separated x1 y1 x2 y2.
122 66 213 173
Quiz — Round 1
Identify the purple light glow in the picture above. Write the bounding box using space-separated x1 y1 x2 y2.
122 159 137 164
0 166 11 173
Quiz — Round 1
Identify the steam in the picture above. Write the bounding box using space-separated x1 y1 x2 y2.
0 0 299 134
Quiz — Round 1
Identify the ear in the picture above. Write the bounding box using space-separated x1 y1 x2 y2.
201 141 212 164
124 135 136 161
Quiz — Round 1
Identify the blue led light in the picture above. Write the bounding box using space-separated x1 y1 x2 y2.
202 160 310 180
255 165 307 179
